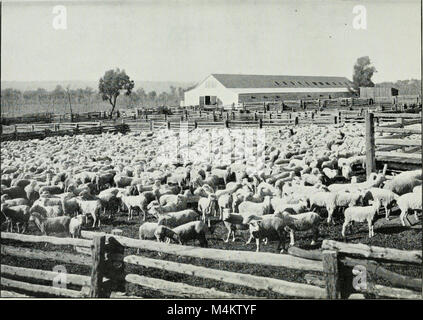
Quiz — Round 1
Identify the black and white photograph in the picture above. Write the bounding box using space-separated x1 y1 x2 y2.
0 0 422 304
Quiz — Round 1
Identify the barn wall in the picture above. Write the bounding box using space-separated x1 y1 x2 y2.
184 75 238 106
238 91 353 103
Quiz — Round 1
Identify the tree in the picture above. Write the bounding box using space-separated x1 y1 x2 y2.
352 56 377 90
99 68 134 117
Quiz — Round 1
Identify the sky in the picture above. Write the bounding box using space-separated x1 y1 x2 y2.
1 0 421 84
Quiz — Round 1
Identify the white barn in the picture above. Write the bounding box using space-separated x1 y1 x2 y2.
183 74 355 107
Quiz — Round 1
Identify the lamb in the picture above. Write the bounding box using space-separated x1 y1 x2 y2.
172 221 209 247
154 225 181 244
76 198 102 228
30 212 71 236
157 209 199 228
119 194 146 220
197 194 218 227
397 192 422 226
247 215 287 253
222 209 250 243
362 188 399 220
69 215 86 238
275 211 321 246
1 204 31 233
342 200 381 238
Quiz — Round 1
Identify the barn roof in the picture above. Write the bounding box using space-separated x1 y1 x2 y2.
211 74 353 89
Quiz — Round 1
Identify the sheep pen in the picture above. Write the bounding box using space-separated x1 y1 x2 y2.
1 123 421 299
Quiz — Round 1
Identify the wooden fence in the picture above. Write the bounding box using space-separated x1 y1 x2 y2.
0 122 129 142
1 231 421 299
365 111 422 173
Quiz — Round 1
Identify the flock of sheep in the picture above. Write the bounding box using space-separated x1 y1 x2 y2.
1 122 421 253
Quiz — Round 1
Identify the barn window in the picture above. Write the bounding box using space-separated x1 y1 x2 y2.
263 96 268 99
276 95 280 98
251 96 256 99
274 81 280 86
283 81 288 85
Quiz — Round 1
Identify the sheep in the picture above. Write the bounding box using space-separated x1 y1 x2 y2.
69 215 86 238
157 209 199 228
29 212 71 236
211 167 232 185
3 198 30 207
342 200 382 238
309 191 337 224
328 172 386 193
222 209 250 243
275 211 321 246
1 186 27 199
154 225 181 244
119 194 146 220
362 188 399 220
139 222 159 240
238 196 273 217
397 192 422 226
383 176 421 196
271 197 308 215
158 194 188 211
172 221 209 247
217 193 233 220
76 198 102 228
197 194 218 227
1 204 31 233
113 174 133 188
38 185 63 195
30 203 63 218
97 189 120 218
413 185 422 194
247 216 287 253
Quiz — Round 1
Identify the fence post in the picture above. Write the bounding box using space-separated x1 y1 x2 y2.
225 120 229 128
90 235 106 298
259 118 263 128
333 116 338 124
149 120 153 131
294 116 299 126
365 111 376 178
194 121 198 129
167 121 171 130
322 250 341 299
254 112 258 121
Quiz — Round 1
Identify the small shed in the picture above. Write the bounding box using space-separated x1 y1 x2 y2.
360 87 398 98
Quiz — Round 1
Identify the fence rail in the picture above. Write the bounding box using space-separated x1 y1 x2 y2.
0 231 421 299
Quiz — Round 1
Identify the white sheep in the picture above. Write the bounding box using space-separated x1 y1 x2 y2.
222 209 250 243
138 222 159 240
157 209 199 228
383 176 422 196
275 211 321 246
238 195 273 216
197 194 218 227
76 198 102 228
362 188 399 220
309 191 337 224
247 215 287 253
172 220 209 247
397 192 422 226
342 200 381 238
69 215 86 238
29 212 71 236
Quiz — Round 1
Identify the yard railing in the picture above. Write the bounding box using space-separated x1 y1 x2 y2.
1 232 421 299
365 111 422 173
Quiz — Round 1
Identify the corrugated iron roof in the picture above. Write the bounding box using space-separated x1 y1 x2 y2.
211 74 353 89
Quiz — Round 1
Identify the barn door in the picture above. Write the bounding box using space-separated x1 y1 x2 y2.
199 96 205 106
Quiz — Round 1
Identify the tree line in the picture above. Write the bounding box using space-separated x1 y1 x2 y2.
1 83 193 116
